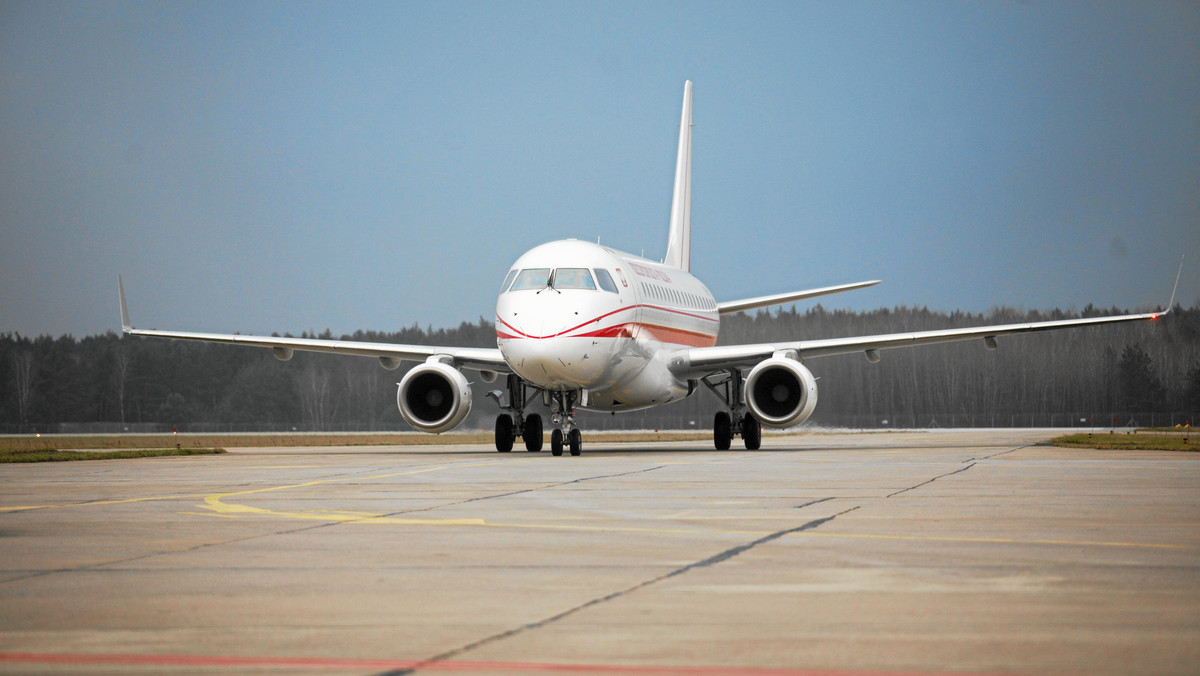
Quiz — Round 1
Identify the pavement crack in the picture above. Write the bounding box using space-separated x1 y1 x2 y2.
962 445 1026 463
888 462 976 498
377 504 857 676
0 523 329 585
794 497 834 510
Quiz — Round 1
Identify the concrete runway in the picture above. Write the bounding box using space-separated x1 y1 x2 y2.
1 429 1197 675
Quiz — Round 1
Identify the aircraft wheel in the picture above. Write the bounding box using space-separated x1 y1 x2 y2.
495 414 514 453
742 413 762 450
568 428 582 456
713 411 732 450
523 414 543 452
551 428 564 456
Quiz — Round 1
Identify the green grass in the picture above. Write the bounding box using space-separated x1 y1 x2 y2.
0 448 226 463
1050 433 1196 452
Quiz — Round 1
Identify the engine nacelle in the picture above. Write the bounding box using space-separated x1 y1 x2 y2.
744 358 818 428
396 362 472 433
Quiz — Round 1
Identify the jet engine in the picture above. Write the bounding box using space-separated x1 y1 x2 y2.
744 358 818 428
397 362 472 433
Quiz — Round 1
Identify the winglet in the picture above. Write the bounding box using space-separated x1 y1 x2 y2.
1151 255 1184 321
118 274 132 332
1167 255 1184 312
664 80 693 272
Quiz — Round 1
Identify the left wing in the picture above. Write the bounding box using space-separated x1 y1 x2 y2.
671 308 1167 377
119 276 509 374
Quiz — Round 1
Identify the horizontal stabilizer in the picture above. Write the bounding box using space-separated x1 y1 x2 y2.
717 280 881 315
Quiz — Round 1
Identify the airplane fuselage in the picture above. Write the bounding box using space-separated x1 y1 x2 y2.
496 239 718 411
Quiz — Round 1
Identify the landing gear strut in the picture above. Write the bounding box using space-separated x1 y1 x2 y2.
549 390 582 456
702 369 762 450
493 374 544 453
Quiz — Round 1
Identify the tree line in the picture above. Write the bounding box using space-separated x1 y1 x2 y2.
2 304 1197 433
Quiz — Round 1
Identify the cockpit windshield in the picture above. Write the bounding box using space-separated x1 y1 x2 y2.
509 268 551 291
506 267 611 292
500 269 518 293
551 268 596 290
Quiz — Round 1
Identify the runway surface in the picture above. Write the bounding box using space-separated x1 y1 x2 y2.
1 429 1197 675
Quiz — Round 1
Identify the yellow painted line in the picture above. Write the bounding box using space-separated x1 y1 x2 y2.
1 460 502 515
190 460 1195 551
199 460 504 521
1 494 203 513
188 503 1196 549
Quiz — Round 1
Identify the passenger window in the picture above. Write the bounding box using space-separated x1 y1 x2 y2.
500 269 518 293
594 269 619 293
509 268 551 291
552 268 596 290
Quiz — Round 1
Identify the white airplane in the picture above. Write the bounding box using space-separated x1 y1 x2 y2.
119 81 1175 456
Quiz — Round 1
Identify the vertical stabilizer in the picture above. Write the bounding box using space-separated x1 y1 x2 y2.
664 80 693 271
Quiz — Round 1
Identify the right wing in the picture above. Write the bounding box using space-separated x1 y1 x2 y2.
672 308 1167 377
119 276 509 373
686 258 1182 376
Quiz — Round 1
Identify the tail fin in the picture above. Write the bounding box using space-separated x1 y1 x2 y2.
664 80 693 271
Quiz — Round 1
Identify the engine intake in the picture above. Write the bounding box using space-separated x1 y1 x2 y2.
397 362 472 433
744 358 818 428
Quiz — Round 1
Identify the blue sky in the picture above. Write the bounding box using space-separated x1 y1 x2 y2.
2 1 1197 337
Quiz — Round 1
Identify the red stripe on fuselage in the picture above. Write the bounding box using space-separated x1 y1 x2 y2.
496 304 716 341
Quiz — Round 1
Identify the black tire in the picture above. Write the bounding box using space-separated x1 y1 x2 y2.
742 413 762 450
495 414 514 453
523 414 543 452
551 428 564 456
568 428 582 456
714 411 732 450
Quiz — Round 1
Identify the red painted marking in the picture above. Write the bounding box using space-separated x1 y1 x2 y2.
0 652 1033 676
498 320 716 347
632 322 719 347
496 304 716 343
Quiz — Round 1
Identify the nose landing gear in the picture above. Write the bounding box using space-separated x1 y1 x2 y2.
550 390 582 456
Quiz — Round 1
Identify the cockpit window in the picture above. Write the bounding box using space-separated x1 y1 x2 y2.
500 269 518 293
594 269 618 293
509 268 551 291
551 268 596 290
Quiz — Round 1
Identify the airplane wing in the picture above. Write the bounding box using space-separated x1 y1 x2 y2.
670 308 1168 377
717 280 881 315
118 277 509 374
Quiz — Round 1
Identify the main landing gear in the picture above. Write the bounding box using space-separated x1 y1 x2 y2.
702 369 762 450
493 374 543 453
